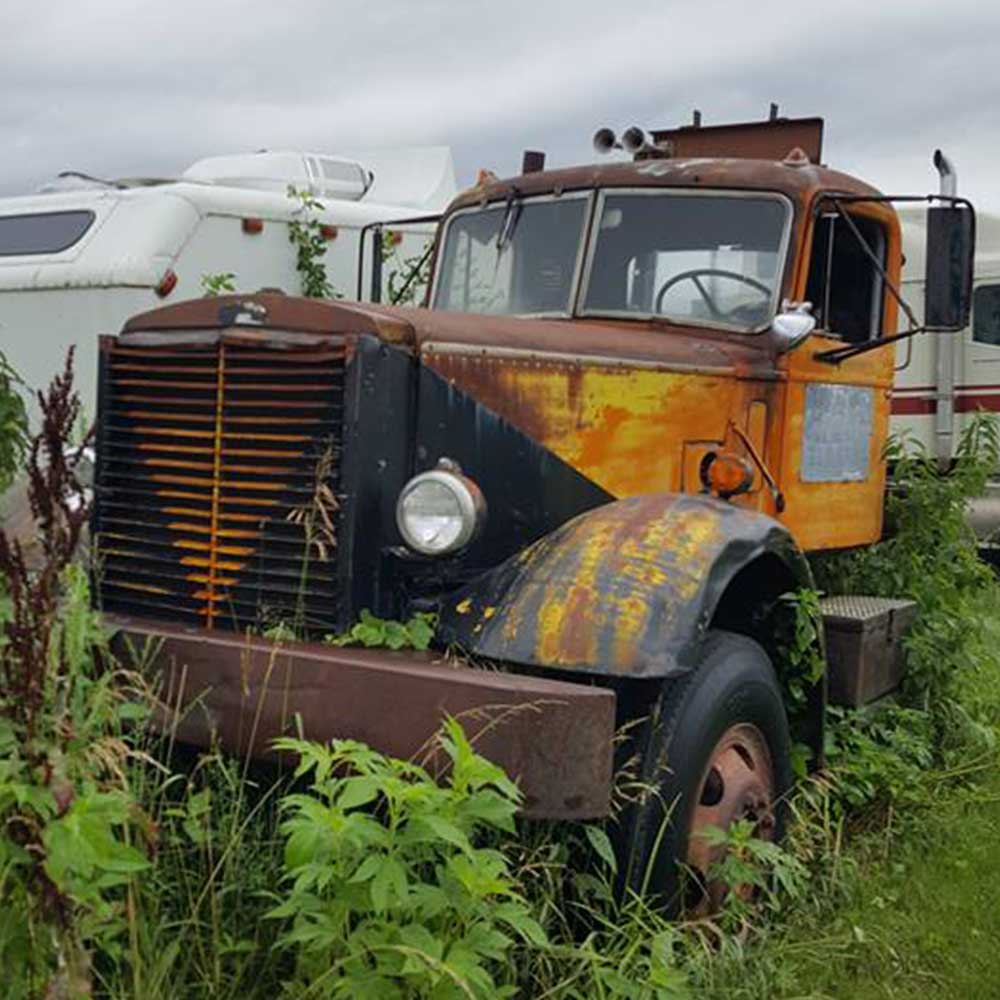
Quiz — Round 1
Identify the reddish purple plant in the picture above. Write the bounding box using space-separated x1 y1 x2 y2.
0 346 91 752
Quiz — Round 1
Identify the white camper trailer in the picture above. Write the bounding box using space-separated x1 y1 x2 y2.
0 147 456 415
892 206 1000 458
887 150 1000 540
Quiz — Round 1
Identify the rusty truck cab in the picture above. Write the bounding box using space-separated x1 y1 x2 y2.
422 152 899 554
92 117 974 908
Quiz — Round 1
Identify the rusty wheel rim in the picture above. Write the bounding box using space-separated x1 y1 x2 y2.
684 723 776 914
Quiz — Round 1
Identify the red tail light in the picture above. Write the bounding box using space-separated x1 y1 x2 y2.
242 218 264 234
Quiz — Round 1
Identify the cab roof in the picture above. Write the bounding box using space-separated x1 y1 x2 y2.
448 157 884 213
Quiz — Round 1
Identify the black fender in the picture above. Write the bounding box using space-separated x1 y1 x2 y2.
437 492 813 679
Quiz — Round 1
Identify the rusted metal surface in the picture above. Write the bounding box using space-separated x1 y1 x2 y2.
420 342 781 505
438 493 811 678
686 722 777 914
121 291 416 346
112 614 615 819
411 310 781 371
649 117 824 164
443 156 883 217
820 595 917 707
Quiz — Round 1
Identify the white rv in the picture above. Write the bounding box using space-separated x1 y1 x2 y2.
893 206 1000 461
0 147 456 416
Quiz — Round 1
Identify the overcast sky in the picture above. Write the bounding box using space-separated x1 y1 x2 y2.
2 0 999 213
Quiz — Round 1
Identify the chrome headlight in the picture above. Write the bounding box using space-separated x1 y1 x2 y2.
396 463 485 556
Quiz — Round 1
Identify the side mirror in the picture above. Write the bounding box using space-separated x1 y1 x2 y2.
925 204 975 330
771 302 816 352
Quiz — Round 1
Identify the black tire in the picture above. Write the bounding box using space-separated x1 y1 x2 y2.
618 629 792 913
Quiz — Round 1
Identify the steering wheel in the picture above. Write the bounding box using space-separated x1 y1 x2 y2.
654 268 772 322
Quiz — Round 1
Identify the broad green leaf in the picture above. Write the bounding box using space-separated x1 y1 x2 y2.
338 776 380 811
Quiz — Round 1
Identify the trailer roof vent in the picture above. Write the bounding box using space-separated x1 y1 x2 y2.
182 151 370 201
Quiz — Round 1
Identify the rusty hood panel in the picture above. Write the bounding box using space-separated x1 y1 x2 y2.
121 292 419 346
118 292 784 376
438 493 811 678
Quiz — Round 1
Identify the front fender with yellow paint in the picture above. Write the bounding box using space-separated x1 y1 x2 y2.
437 493 811 678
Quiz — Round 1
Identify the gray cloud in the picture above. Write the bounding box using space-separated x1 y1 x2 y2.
2 0 999 213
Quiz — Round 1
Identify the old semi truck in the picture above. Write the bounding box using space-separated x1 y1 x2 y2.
90 116 974 908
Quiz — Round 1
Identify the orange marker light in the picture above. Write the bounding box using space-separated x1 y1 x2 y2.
699 451 754 500
155 269 178 298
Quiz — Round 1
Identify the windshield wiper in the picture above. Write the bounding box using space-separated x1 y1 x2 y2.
495 187 523 256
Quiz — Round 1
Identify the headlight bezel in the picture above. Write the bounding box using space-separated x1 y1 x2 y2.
395 464 486 556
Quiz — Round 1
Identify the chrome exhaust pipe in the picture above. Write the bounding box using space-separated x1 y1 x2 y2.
933 148 957 199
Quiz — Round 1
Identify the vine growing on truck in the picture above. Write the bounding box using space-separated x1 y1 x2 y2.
287 185 339 299
380 230 434 306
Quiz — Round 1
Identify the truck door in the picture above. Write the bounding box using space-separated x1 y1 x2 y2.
774 199 899 551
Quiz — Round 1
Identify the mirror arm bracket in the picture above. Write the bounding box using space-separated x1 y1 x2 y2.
813 326 927 365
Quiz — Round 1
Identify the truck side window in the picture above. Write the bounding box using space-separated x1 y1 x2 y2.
973 285 1000 346
805 213 886 344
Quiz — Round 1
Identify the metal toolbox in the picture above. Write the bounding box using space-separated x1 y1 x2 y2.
820 595 918 707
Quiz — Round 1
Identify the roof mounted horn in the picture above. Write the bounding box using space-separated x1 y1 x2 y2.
592 128 621 155
621 126 669 160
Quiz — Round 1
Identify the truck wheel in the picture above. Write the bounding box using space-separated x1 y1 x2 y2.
623 630 792 914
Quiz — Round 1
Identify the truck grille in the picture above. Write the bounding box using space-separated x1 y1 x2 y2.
94 339 345 633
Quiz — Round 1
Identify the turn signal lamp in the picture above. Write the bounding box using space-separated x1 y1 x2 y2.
699 451 754 500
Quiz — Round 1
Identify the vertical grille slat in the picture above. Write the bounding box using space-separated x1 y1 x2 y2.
96 340 346 633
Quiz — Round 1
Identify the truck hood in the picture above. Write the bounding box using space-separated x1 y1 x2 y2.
120 293 780 377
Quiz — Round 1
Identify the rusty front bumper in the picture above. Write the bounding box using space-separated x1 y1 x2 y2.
110 615 615 819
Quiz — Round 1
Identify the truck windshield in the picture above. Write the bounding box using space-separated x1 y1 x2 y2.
433 195 587 316
582 192 790 331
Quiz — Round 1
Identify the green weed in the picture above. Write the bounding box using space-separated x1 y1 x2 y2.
325 609 437 652
200 272 237 296
267 718 546 998
287 186 338 300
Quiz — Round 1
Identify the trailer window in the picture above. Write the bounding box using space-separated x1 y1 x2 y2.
0 210 95 256
973 285 1000 346
581 192 789 331
805 212 886 343
433 196 588 316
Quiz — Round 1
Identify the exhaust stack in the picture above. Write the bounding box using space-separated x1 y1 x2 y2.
933 148 957 199
931 148 958 466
